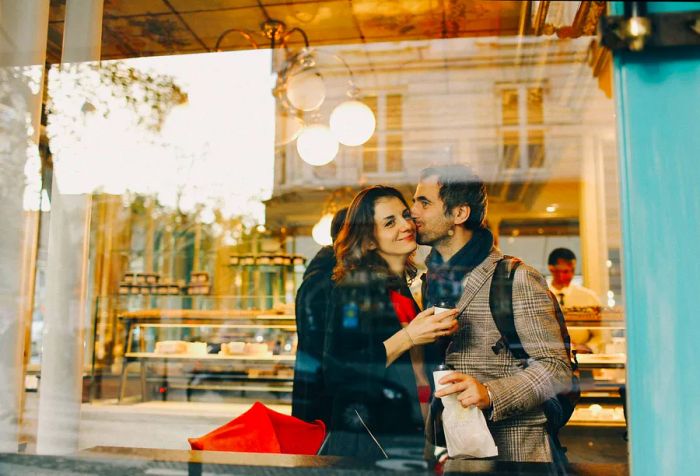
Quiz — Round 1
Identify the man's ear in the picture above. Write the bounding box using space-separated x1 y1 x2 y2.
452 205 471 226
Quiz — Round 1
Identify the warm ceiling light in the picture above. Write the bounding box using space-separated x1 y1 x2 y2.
330 100 376 146
286 66 326 111
296 124 338 166
275 112 304 146
312 213 334 246
546 204 558 213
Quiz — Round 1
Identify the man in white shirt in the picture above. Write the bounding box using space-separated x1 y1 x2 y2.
547 248 603 353
547 248 601 308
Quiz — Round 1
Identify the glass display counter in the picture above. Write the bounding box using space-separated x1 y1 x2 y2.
118 313 296 402
565 309 627 427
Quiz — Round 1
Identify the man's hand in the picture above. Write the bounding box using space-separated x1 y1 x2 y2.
434 372 492 410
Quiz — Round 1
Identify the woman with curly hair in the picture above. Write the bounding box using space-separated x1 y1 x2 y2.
320 185 458 459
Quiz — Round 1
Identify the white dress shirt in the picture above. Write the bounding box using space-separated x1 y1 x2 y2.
547 282 601 308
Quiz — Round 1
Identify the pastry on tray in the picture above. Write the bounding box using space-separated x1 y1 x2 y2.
155 340 188 354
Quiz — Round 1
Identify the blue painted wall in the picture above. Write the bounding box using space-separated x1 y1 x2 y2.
612 2 700 474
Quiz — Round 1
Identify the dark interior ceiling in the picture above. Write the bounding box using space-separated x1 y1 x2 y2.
48 0 595 63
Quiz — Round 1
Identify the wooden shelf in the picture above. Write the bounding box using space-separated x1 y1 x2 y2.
577 353 626 369
125 352 295 362
568 321 625 329
118 309 294 320
168 383 292 393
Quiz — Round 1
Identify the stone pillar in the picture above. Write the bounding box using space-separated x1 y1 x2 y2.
0 0 50 453
35 0 103 455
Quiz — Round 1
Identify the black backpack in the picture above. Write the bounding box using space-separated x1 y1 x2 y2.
489 257 581 457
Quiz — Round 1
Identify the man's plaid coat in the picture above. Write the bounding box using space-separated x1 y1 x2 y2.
444 248 572 462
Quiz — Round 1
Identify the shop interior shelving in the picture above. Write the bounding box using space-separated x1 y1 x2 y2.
118 317 297 403
566 311 627 427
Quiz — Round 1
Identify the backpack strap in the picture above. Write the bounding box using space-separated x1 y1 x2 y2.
489 257 529 361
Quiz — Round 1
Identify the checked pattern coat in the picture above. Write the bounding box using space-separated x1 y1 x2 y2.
444 248 572 462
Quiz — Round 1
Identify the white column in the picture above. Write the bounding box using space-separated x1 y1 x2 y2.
0 0 50 453
35 0 103 455
579 134 609 300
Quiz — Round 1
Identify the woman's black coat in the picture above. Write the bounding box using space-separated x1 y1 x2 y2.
319 270 423 458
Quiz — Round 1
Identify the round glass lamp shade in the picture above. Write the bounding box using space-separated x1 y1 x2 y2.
329 100 376 146
312 213 334 246
275 113 304 146
296 124 339 166
286 69 326 111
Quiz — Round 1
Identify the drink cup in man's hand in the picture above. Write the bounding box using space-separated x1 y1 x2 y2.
433 364 455 394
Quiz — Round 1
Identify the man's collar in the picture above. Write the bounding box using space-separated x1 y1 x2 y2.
454 248 503 313
548 278 573 294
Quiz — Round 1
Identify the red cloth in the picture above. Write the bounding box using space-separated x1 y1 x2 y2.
389 290 418 325
417 385 432 404
188 401 326 454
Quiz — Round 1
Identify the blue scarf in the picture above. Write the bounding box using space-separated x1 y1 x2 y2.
423 227 494 308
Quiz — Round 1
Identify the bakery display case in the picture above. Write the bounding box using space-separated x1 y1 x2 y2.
117 310 296 402
88 248 306 404
565 308 627 427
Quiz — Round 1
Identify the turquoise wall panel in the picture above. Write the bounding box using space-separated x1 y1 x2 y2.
612 2 700 475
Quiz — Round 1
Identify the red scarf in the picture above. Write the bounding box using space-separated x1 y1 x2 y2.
389 290 418 325
389 290 431 404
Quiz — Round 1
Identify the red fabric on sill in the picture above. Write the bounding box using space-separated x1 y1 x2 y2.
188 401 326 454
389 290 418 325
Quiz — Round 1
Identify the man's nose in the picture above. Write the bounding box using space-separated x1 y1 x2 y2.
409 202 418 216
399 216 414 230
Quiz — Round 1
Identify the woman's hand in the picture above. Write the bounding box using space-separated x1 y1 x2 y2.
404 307 459 346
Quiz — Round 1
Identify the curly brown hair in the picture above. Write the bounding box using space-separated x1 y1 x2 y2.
332 186 417 283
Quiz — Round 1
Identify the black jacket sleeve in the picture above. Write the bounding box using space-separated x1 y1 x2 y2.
322 285 389 391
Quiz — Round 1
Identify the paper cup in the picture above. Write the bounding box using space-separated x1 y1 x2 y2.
433 369 454 394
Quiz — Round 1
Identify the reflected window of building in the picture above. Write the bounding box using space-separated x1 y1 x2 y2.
362 95 379 173
500 85 545 171
385 93 404 173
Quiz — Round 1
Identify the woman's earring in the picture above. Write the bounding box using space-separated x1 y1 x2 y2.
447 227 455 237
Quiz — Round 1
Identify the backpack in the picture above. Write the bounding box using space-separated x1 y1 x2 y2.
489 257 581 458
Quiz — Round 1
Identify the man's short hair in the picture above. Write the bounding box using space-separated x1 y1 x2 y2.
420 164 488 230
330 207 348 243
548 248 577 266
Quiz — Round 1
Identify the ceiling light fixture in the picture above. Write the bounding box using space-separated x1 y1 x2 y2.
312 213 334 246
296 122 339 166
274 48 376 164
330 98 377 146
215 1 375 167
